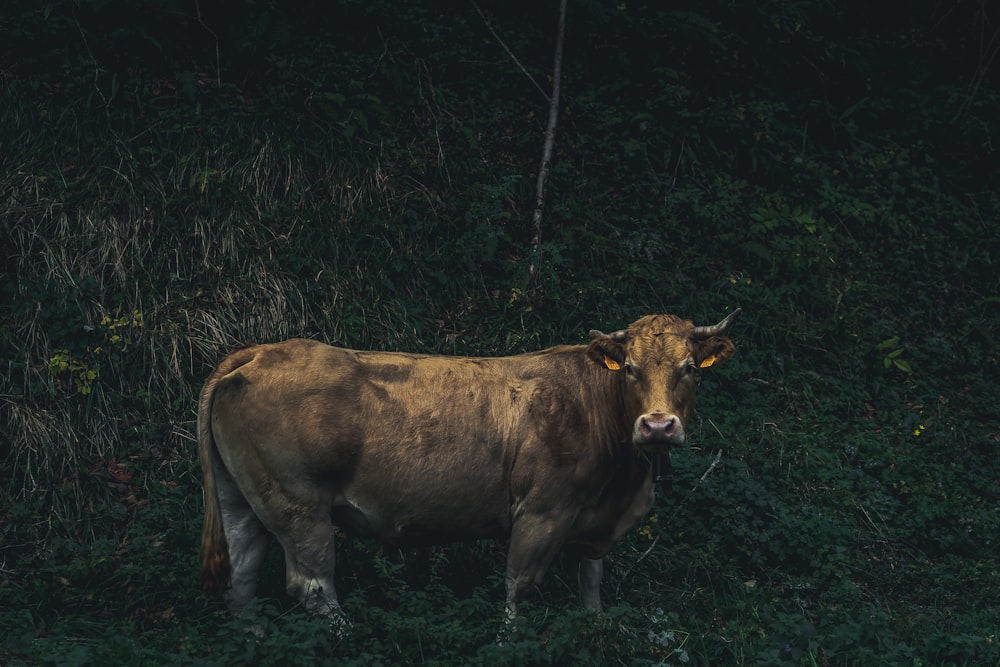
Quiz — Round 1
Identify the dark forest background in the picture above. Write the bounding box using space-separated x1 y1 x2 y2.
2 0 999 664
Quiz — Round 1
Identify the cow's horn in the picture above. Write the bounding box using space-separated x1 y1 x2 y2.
692 308 742 339
589 329 629 342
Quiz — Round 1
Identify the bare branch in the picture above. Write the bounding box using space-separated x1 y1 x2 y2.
953 0 1000 122
471 2 550 102
194 0 222 88
528 0 567 283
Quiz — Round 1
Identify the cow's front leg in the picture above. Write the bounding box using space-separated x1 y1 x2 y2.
504 513 570 618
579 556 603 610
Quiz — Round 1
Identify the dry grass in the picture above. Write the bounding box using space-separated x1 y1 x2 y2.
2 399 77 495
0 85 431 533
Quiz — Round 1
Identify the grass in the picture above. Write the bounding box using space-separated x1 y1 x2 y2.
3 1 1000 664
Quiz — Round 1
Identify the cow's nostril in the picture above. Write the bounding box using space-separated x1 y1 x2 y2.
637 414 681 443
640 416 664 437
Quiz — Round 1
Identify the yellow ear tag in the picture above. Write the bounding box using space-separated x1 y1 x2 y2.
603 356 621 371
699 354 717 369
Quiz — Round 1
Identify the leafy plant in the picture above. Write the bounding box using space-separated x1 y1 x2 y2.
875 336 913 374
2 0 998 664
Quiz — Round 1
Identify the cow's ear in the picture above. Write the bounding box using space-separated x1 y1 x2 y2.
587 330 627 371
693 336 735 369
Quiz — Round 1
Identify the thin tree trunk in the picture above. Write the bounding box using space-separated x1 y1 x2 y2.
528 0 567 283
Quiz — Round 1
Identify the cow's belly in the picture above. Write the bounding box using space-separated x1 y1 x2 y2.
330 483 510 547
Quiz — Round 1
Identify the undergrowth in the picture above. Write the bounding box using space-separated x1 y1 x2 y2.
2 0 999 664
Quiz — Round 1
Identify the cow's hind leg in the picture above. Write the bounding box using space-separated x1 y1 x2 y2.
216 461 270 612
241 481 345 625
276 508 344 621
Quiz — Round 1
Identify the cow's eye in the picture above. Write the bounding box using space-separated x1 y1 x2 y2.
682 361 701 382
623 362 636 378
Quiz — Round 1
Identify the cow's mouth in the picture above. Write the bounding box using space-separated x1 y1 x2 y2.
634 437 684 454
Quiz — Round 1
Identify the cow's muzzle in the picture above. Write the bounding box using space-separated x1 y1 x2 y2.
634 413 686 450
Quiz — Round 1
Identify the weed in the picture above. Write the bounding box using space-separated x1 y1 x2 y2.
2 1 999 664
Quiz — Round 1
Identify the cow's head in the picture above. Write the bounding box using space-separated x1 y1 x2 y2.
587 309 739 452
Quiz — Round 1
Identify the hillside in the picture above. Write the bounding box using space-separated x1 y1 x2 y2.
2 1 998 664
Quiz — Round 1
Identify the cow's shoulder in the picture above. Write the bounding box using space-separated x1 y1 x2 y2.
508 346 628 497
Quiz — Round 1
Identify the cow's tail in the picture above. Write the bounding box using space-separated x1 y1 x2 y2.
198 356 237 596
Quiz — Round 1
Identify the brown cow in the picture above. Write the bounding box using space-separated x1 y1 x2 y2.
198 309 739 622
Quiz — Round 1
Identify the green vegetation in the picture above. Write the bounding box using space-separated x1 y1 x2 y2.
2 1 998 664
